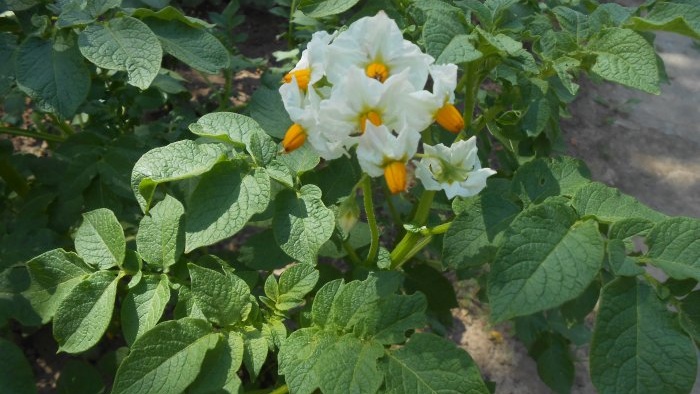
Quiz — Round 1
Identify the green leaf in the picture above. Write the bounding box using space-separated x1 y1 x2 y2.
552 6 593 43
317 334 384 394
78 16 162 89
311 279 344 328
121 274 171 346
572 182 667 224
298 0 361 17
56 0 120 28
511 156 591 205
679 290 700 342
74 208 125 270
488 202 605 322
356 292 428 345
436 34 483 65
443 193 520 268
608 217 654 242
422 13 467 59
53 271 120 353
277 143 320 175
15 35 90 118
144 18 229 74
112 318 219 394
237 229 294 270
189 112 267 147
56 359 104 394
590 277 697 394
136 194 185 269
627 2 700 40
587 28 660 94
276 264 319 310
131 140 226 212
242 326 269 380
607 239 644 277
300 155 362 205
188 264 251 327
278 328 337 394
530 334 574 394
383 332 489 394
248 86 292 139
273 184 335 264
25 249 93 323
188 331 244 394
130 6 215 29
185 163 270 252
0 338 36 394
265 160 295 189
645 217 700 281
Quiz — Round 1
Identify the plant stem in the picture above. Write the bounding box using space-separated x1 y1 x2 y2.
389 191 436 269
49 113 75 136
341 236 363 266
287 0 298 48
268 385 289 394
0 126 65 142
361 175 380 266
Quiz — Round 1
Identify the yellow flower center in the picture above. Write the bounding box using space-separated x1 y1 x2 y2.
359 111 382 134
384 161 407 194
365 62 389 82
283 68 311 91
282 123 307 153
435 103 464 134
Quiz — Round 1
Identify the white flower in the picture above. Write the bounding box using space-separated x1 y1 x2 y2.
357 124 421 193
325 11 433 90
282 30 333 91
412 63 465 133
415 137 496 199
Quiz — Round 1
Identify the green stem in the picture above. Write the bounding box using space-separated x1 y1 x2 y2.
0 126 66 142
389 191 436 269
421 221 452 235
341 236 363 266
362 175 380 266
218 69 233 110
287 0 298 48
49 113 75 136
267 385 289 394
460 62 482 140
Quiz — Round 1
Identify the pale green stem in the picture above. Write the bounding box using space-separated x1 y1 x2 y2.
362 175 380 266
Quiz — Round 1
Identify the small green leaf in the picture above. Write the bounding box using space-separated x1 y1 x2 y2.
53 271 120 353
488 202 605 322
588 28 660 94
121 274 171 346
248 86 292 139
436 34 483 65
383 332 489 394
144 18 229 74
189 112 266 147
131 140 227 212
607 239 644 277
298 0 361 17
242 326 269 380
130 6 215 29
311 279 344 328
188 264 251 327
277 143 320 175
0 338 36 394
25 249 93 323
590 277 697 394
112 318 219 394
188 331 244 394
78 16 162 89
552 6 593 43
56 359 104 394
56 0 120 28
627 2 700 40
422 13 467 59
15 35 90 119
317 334 384 394
273 184 335 264
278 328 337 394
356 292 428 345
74 208 125 270
136 194 185 269
511 156 591 205
572 182 667 224
185 163 270 252
645 217 700 281
530 334 574 394
277 264 319 310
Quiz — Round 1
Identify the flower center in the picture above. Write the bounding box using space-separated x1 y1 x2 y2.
282 123 307 153
283 68 311 91
359 111 383 133
435 103 464 134
365 62 389 82
383 161 407 194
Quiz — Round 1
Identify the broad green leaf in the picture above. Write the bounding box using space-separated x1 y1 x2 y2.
627 2 700 40
144 18 229 74
476 27 538 73
298 0 361 17
53 271 120 353
78 16 162 89
56 0 121 28
488 202 605 322
188 331 244 394
188 264 251 326
273 184 334 264
278 328 337 394
277 143 321 175
679 290 700 342
511 156 591 205
4 0 39 11
74 208 125 269
645 217 700 281
587 28 660 94
276 264 319 310
590 3 633 27
15 36 90 118
112 318 219 394
131 140 226 212
248 86 292 139
56 359 104 394
121 274 171 346
436 34 483 65
443 193 520 268
130 6 215 29
0 338 36 394
248 129 277 166
531 334 574 394
572 182 667 224
185 163 270 252
552 6 593 43
590 277 697 394
383 332 489 394
317 334 384 394
265 160 295 189
189 112 267 148
242 326 269 380
422 13 467 59
608 218 654 243
25 249 93 323
311 279 344 328
356 292 427 345
136 194 185 269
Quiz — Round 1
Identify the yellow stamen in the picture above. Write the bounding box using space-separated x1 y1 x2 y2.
283 68 311 91
365 62 389 82
384 161 407 194
359 111 382 134
435 103 465 134
282 123 306 153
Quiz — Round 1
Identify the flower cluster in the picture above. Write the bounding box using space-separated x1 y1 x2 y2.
279 12 495 198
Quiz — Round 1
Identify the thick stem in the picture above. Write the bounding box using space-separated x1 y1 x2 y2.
361 175 380 266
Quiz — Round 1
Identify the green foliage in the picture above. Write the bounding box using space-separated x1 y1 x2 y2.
0 338 36 394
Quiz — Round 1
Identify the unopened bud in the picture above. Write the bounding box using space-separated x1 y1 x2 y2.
383 161 407 194
435 103 464 133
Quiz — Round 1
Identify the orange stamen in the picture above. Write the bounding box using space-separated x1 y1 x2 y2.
282 123 306 153
365 62 389 82
359 111 382 134
435 103 464 133
383 161 407 194
283 68 311 91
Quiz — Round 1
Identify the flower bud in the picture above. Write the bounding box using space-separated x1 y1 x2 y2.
383 161 407 194
336 196 359 237
435 103 464 133
282 123 307 153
